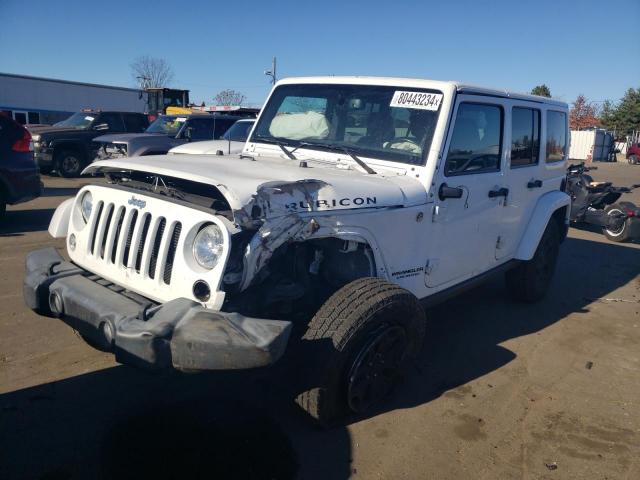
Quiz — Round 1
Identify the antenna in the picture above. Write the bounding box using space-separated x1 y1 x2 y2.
264 57 277 85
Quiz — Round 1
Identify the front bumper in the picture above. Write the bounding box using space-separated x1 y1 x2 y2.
34 146 53 166
24 248 292 371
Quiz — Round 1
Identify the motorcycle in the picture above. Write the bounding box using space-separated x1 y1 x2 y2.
565 163 640 242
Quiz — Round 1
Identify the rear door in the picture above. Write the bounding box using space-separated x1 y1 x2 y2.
499 106 568 259
426 96 508 288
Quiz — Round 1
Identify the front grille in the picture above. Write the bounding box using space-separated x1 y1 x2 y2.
88 203 183 285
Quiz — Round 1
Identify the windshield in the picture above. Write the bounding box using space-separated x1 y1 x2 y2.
251 84 443 165
54 112 96 129
145 115 187 135
223 120 255 141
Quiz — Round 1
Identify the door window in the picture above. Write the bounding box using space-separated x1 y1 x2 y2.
546 111 567 163
97 113 125 131
185 118 216 140
445 103 503 176
511 107 540 167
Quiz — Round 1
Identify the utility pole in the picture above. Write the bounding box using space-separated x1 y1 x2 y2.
264 57 277 85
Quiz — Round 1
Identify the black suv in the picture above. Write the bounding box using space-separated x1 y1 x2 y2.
30 111 149 177
0 114 42 220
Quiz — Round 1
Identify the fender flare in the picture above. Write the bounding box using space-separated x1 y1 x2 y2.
514 191 570 261
48 198 74 238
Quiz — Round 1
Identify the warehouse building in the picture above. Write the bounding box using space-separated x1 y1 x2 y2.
0 72 146 126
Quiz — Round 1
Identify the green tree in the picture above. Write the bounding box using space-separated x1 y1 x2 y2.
599 99 618 131
531 84 551 98
614 88 640 135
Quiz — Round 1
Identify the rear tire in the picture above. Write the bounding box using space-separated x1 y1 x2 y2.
55 149 84 178
506 219 560 303
294 277 426 425
629 155 638 165
603 204 631 242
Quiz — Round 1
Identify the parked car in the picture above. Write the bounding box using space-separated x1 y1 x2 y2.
627 143 640 165
93 114 243 161
24 76 570 424
168 119 255 155
30 111 149 177
0 113 42 220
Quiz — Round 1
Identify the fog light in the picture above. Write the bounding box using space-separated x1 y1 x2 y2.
193 280 211 302
68 233 76 251
49 291 64 317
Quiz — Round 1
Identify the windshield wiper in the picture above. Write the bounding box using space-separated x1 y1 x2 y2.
253 137 297 160
292 142 376 175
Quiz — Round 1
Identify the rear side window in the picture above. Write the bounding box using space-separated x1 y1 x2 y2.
511 107 540 167
123 114 148 132
445 103 503 176
546 111 567 163
213 119 236 139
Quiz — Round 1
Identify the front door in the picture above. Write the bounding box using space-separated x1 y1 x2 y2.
425 96 507 288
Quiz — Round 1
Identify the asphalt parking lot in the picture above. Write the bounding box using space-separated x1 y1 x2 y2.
1 163 639 480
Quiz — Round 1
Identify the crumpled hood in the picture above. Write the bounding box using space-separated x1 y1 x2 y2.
84 153 428 222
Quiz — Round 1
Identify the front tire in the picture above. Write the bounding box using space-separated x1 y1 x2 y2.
295 277 426 425
506 219 560 303
55 149 84 178
603 204 631 242
0 190 6 222
629 155 638 165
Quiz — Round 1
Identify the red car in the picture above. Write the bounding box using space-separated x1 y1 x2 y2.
0 113 43 219
628 143 640 165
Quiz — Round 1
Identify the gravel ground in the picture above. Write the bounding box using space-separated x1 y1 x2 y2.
0 162 639 480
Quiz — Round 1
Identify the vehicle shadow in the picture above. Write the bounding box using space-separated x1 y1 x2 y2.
0 364 351 480
364 235 640 420
0 236 637 479
41 187 80 197
0 208 55 235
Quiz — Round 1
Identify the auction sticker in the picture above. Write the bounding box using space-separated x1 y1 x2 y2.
390 91 443 111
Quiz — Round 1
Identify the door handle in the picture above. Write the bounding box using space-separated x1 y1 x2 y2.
488 187 509 198
527 179 543 188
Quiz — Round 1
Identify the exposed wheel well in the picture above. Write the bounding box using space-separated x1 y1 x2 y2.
223 237 377 322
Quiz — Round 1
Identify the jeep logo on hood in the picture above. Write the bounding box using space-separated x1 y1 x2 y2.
127 196 146 208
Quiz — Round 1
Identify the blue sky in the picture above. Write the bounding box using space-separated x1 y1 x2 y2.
1 0 638 107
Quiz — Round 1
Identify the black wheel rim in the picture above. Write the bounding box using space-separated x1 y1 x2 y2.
347 325 408 413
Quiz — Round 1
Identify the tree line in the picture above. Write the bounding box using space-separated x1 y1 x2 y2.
531 84 640 137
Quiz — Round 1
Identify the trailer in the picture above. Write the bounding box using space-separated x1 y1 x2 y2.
0 72 146 126
569 128 615 162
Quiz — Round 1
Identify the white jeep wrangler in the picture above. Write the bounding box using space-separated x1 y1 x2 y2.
24 77 570 423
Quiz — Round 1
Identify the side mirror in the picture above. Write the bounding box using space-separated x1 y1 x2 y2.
438 183 464 201
93 123 109 131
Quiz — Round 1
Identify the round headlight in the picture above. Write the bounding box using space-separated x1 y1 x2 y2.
193 223 224 269
80 191 93 223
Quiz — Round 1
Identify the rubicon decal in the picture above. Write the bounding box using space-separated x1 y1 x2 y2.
285 197 377 211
